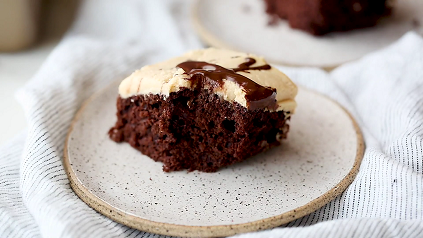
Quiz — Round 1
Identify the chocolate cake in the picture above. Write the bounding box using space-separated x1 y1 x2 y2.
264 0 393 35
109 48 297 172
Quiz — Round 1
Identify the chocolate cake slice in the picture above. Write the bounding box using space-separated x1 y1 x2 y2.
264 0 393 35
109 48 297 172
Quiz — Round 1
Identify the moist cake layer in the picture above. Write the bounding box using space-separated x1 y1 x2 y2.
109 88 290 172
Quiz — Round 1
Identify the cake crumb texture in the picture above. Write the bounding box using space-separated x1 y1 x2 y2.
109 88 290 172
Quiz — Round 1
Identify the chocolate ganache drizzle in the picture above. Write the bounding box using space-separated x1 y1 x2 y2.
176 58 277 110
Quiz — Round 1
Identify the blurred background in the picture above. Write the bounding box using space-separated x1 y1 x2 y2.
0 0 79 145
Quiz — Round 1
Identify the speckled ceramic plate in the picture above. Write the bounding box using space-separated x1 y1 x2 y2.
192 0 423 68
64 81 364 237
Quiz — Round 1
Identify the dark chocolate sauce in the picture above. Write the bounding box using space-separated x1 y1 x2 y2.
232 57 271 72
176 57 277 110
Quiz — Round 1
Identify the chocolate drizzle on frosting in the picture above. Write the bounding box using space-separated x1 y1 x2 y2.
232 57 272 72
176 57 277 110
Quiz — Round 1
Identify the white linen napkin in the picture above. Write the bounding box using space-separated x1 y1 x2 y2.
0 0 422 237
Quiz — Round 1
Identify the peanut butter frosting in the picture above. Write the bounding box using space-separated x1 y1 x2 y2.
118 48 297 113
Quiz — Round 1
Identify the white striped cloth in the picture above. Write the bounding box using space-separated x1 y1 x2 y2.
1 0 422 237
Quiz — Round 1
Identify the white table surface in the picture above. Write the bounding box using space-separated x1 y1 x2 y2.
0 0 78 146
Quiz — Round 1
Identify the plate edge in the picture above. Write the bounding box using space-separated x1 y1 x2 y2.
190 0 340 70
63 84 365 238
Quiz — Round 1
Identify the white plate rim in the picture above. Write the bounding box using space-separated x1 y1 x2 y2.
190 0 338 70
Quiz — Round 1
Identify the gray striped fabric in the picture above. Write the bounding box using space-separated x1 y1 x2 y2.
0 0 422 237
